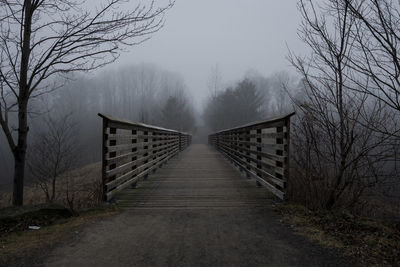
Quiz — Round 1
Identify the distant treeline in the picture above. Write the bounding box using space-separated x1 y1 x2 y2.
0 63 196 189
203 70 300 132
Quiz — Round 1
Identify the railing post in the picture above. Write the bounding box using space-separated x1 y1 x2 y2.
159 132 164 168
256 128 262 187
109 128 117 176
101 117 108 201
103 122 117 201
151 130 157 174
238 129 244 173
283 117 291 201
274 125 285 199
144 130 149 180
245 129 251 179
179 133 182 151
234 130 239 167
131 129 137 188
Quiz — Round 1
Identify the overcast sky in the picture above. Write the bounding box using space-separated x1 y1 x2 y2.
116 1 305 109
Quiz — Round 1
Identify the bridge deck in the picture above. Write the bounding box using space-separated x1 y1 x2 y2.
45 144 348 266
116 143 270 209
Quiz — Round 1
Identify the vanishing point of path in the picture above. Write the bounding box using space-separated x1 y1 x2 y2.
44 144 350 267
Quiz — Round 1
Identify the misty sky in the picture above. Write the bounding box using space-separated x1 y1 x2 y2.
114 1 305 110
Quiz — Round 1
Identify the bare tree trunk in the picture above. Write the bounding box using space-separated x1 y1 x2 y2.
13 0 32 206
13 119 28 206
13 96 29 206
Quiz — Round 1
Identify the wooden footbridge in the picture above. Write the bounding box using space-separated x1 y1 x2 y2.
44 113 348 266
98 112 295 204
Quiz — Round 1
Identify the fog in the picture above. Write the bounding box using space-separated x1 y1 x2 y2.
0 1 304 187
114 0 305 109
0 0 398 218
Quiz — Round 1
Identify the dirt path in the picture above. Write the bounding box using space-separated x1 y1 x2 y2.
44 144 350 266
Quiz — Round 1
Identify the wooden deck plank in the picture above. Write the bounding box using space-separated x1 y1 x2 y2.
115 144 274 209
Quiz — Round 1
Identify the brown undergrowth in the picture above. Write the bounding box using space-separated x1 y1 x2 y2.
0 162 102 210
0 162 109 265
273 203 400 266
0 204 121 266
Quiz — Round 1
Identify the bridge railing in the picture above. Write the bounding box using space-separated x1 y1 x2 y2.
208 112 295 200
99 113 191 201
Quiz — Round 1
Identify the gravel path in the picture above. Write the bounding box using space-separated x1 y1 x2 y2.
44 144 350 267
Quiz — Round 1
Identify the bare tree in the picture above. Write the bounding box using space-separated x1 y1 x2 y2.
0 0 173 205
289 0 395 209
28 113 76 203
269 71 297 115
62 167 100 216
343 0 400 114
207 64 222 98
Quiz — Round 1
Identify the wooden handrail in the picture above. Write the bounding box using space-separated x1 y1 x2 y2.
99 113 192 201
208 112 295 200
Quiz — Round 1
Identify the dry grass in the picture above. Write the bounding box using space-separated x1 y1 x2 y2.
0 161 116 266
273 203 400 266
0 162 102 210
357 195 400 220
0 206 121 266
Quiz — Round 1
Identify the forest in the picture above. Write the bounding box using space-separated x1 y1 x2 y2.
0 0 399 233
1 0 400 265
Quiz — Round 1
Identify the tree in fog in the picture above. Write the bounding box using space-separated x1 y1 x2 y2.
243 70 299 117
207 64 222 98
289 0 395 209
28 113 77 203
89 64 186 124
344 0 400 204
344 0 400 116
161 96 196 133
203 78 263 131
234 79 264 124
243 70 272 116
269 71 298 115
0 0 173 205
46 64 195 166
